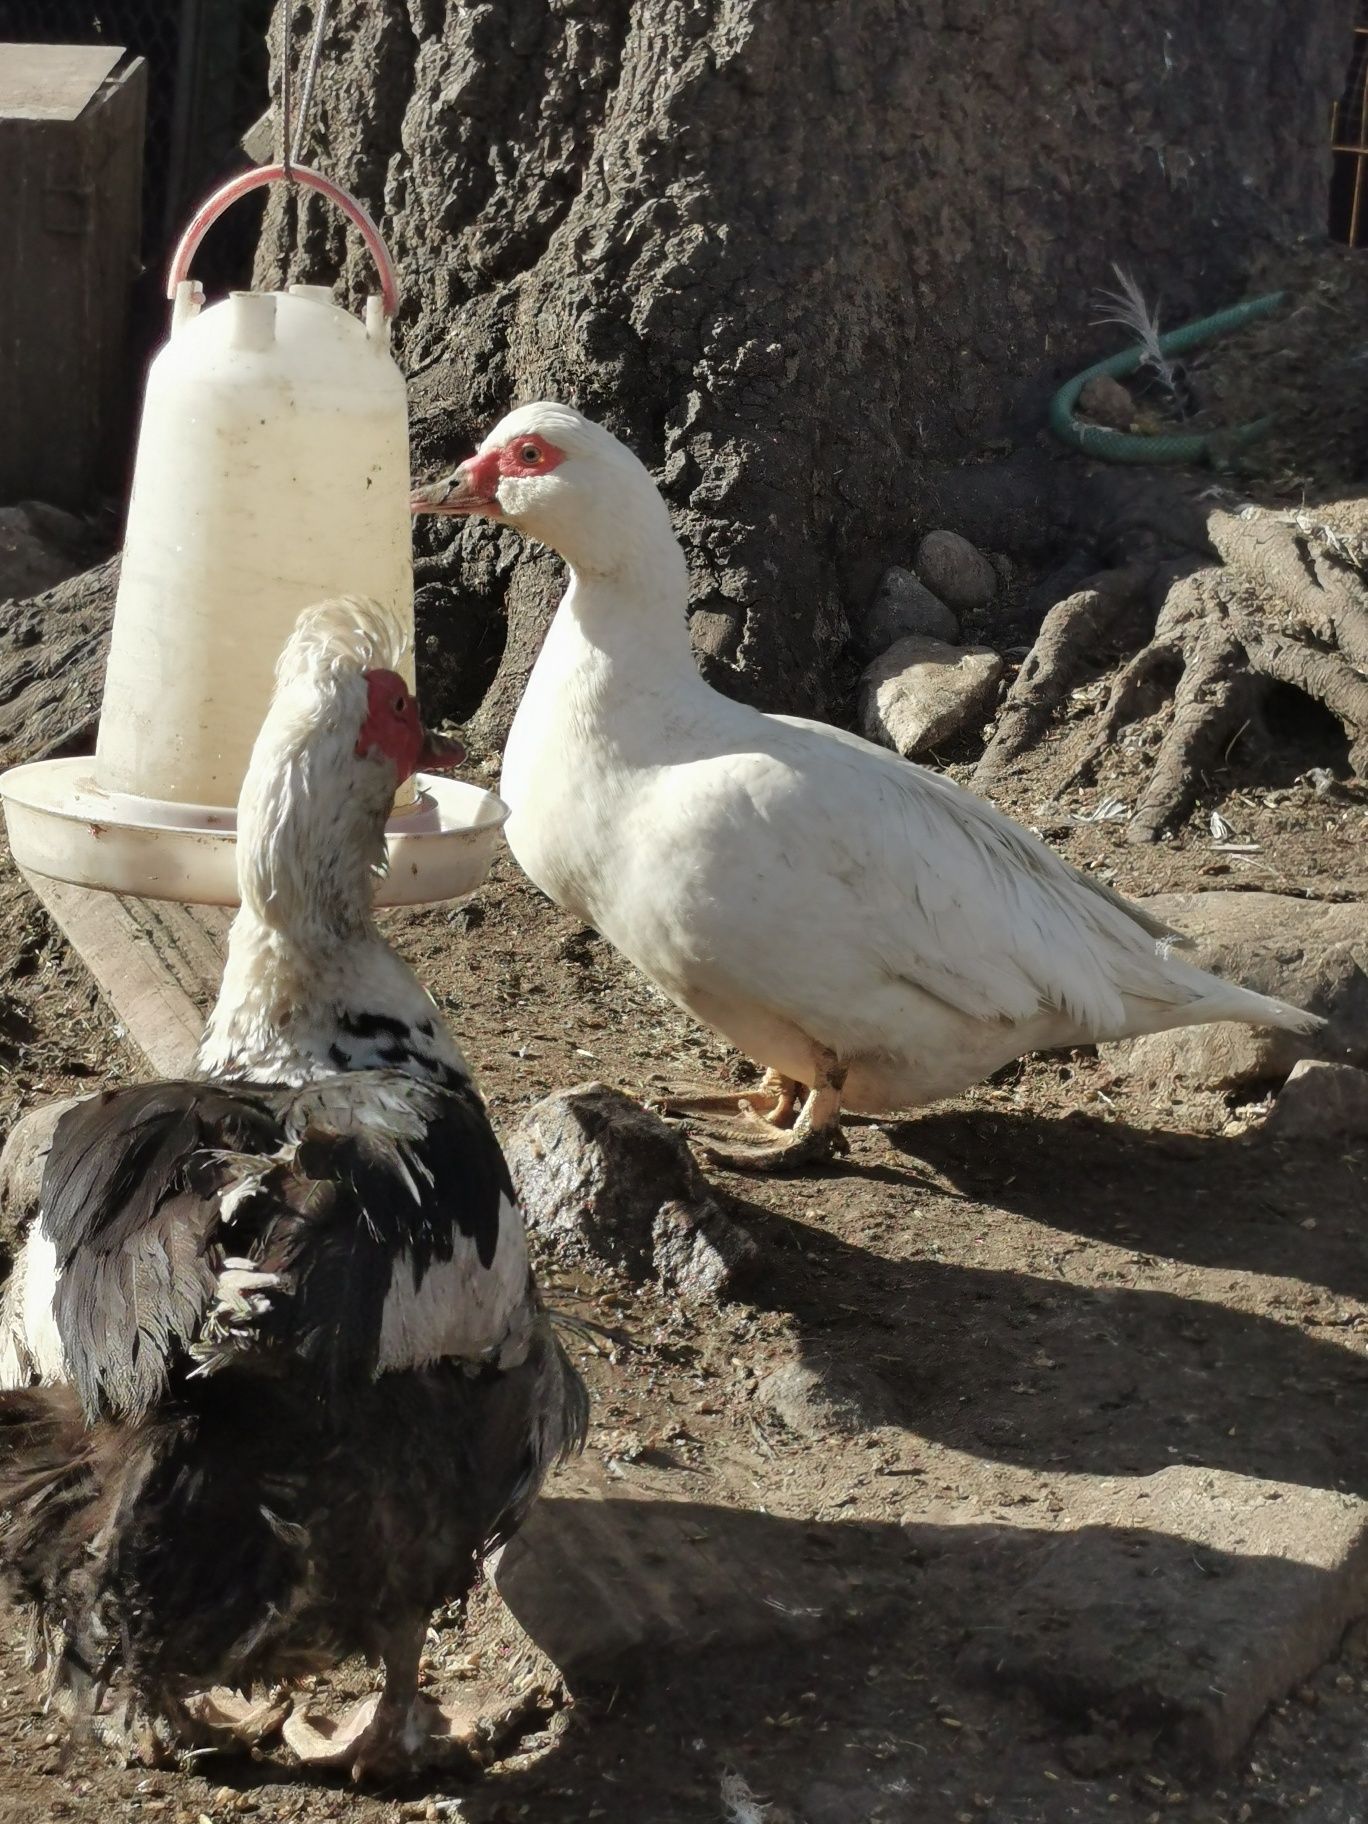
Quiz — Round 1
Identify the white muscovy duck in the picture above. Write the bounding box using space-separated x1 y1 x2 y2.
411 404 1323 1170
0 596 586 1778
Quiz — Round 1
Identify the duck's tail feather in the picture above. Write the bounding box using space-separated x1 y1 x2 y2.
1136 957 1326 1037
1193 984 1325 1034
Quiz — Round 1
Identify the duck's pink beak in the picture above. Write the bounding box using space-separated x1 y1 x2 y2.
410 452 500 518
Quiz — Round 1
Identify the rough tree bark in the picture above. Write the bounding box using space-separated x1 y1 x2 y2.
254 0 1348 741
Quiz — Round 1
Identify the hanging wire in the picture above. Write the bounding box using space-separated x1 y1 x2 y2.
291 0 333 166
273 0 351 292
280 0 294 180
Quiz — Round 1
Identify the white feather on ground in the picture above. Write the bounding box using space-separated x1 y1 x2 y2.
720 1769 773 1824
1092 263 1182 401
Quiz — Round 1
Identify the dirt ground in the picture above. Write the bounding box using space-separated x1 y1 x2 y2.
0 666 1363 1824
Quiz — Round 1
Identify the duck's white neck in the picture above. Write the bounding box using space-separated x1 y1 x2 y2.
198 912 463 1089
535 501 699 693
196 753 467 1090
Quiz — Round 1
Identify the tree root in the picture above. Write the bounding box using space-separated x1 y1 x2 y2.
977 502 1368 840
975 564 1155 782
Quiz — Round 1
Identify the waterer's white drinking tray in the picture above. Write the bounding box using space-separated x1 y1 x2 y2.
1 758 508 908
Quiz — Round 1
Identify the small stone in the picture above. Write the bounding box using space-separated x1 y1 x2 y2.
1265 1060 1368 1141
505 1083 758 1301
854 566 958 661
1077 374 1137 431
914 529 998 611
759 1353 895 1438
651 1197 756 1301
859 635 1004 756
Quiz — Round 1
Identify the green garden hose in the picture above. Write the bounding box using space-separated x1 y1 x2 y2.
1048 291 1287 464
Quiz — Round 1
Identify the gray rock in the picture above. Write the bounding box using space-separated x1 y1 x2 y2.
859 634 1004 756
650 1198 754 1301
0 1097 80 1269
758 1353 895 1438
854 565 958 661
0 556 119 772
1266 1059 1368 1141
1102 893 1367 1092
914 528 998 611
505 1082 757 1301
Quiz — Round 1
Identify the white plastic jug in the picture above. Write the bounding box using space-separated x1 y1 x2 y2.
0 165 507 907
97 177 413 806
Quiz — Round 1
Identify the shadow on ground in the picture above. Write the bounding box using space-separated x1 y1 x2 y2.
721 1107 1368 1496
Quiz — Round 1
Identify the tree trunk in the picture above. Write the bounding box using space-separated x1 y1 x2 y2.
255 0 1351 738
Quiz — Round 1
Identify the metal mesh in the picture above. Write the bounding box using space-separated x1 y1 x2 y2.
0 0 272 256
1330 0 1368 247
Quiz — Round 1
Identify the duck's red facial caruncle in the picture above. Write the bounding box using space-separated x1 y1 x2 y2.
356 670 465 781
409 433 567 518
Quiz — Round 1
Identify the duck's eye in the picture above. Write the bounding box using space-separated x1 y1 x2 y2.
393 694 406 714
519 443 542 465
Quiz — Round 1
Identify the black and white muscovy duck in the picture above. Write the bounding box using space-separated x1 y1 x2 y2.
0 596 587 1778
411 405 1321 1170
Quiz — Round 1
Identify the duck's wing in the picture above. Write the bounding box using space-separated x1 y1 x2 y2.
235 1070 529 1399
42 1072 529 1424
767 715 1204 1035
40 1080 286 1422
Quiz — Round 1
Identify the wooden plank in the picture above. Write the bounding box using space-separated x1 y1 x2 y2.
21 868 228 1078
0 46 122 122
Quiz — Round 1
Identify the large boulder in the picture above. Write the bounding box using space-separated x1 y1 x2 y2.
0 556 119 767
1102 893 1367 1092
0 503 93 603
505 1083 757 1302
959 1466 1368 1771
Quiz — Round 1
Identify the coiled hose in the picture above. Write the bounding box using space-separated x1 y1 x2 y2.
1048 291 1287 464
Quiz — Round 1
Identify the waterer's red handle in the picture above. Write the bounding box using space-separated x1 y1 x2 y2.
166 163 400 318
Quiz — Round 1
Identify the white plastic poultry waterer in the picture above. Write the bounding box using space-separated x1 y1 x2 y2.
0 165 506 907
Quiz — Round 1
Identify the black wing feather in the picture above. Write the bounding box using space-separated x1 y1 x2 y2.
43 1073 517 1425
44 1083 285 1422
400 1082 512 1274
273 1079 513 1397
